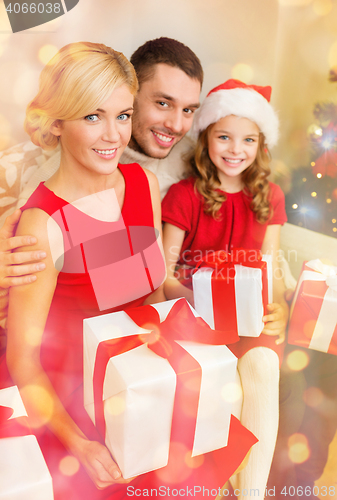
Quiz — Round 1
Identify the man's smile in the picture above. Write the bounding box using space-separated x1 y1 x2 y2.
152 130 175 146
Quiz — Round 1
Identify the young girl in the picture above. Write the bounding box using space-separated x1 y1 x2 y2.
162 79 289 499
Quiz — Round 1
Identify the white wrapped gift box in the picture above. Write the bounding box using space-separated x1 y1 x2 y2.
193 253 272 337
83 298 238 479
0 386 54 500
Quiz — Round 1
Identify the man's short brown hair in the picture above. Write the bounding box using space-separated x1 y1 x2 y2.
130 37 203 88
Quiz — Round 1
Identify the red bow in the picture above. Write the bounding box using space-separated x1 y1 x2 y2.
0 405 30 439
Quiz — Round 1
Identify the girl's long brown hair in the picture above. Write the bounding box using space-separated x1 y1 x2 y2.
187 124 272 223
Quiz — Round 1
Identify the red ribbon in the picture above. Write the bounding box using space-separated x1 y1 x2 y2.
92 298 238 461
194 249 269 332
0 405 31 439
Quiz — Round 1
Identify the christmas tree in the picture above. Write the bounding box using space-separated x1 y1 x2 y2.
285 69 337 239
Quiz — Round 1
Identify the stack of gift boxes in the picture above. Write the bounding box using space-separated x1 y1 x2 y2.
4 249 336 495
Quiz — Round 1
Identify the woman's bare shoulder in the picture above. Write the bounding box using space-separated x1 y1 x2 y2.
16 208 52 253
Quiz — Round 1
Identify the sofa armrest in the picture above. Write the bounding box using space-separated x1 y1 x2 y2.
280 223 337 279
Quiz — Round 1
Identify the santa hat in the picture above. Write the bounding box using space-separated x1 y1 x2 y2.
191 79 279 148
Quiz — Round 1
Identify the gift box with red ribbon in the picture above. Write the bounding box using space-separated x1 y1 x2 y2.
83 298 240 479
192 249 272 338
288 259 337 355
0 385 54 500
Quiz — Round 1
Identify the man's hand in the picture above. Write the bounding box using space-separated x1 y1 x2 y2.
0 209 46 289
0 209 46 321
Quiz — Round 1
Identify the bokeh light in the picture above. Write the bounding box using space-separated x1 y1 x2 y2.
307 124 322 137
20 384 54 427
303 386 324 408
221 381 243 404
155 441 192 483
322 139 332 149
313 0 333 15
231 63 254 83
311 191 317 197
326 198 332 203
292 204 298 209
38 45 58 65
138 323 160 345
288 433 310 464
286 349 309 371
185 450 204 469
101 324 123 339
316 173 322 178
59 456 80 476
105 395 125 416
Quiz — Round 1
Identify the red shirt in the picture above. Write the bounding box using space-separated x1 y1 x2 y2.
162 176 287 266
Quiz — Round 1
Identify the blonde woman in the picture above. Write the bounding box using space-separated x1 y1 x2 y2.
5 42 166 500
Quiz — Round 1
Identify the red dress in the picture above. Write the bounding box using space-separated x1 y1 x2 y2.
2 165 257 499
162 176 288 359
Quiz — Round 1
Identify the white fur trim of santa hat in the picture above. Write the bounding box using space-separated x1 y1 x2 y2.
191 85 279 148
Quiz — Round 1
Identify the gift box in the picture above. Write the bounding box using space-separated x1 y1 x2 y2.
0 385 54 500
83 298 238 479
192 249 272 337
288 259 337 355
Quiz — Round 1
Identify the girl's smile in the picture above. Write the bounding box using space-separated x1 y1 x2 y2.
207 115 260 191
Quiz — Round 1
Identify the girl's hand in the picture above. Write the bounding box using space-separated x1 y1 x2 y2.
262 303 288 345
75 439 134 489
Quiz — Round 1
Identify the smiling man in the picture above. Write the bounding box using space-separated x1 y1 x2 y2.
118 38 202 197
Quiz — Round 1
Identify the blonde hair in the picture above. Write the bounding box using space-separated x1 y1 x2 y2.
188 124 272 223
25 42 138 150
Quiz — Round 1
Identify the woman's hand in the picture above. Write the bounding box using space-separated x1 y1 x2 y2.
262 302 289 345
75 439 133 489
